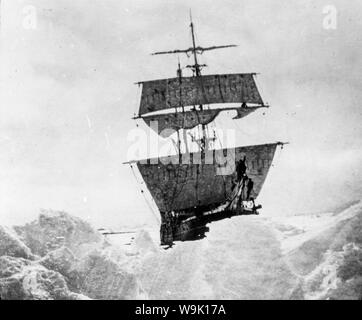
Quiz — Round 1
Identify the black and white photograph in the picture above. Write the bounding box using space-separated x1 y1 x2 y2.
0 0 361 304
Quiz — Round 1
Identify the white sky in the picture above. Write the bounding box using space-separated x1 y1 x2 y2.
1 0 362 228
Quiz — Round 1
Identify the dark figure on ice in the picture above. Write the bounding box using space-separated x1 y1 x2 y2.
160 211 174 246
246 178 254 200
236 156 247 182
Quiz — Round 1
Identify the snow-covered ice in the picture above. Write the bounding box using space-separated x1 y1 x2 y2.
1 202 361 300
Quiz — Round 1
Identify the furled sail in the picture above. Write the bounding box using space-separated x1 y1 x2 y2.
142 106 262 138
138 73 264 116
143 109 220 138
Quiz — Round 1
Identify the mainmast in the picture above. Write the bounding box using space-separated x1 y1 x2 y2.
176 58 185 155
137 15 266 152
151 12 237 73
189 13 205 151
189 12 201 77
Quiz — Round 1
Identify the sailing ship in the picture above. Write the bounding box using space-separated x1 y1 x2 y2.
126 16 287 245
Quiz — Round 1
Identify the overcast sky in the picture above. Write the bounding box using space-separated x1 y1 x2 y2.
1 0 362 228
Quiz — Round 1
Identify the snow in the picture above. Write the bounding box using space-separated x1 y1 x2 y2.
266 201 362 255
1 202 361 300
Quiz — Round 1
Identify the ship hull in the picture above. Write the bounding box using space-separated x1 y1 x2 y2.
161 205 260 245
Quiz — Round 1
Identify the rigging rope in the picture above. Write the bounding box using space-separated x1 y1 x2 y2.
271 143 284 169
212 117 232 198
133 85 142 118
130 164 160 224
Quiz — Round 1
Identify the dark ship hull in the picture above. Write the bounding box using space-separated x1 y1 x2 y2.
162 203 262 245
136 142 281 245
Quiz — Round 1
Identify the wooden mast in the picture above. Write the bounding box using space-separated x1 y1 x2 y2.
189 12 207 152
190 12 201 77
